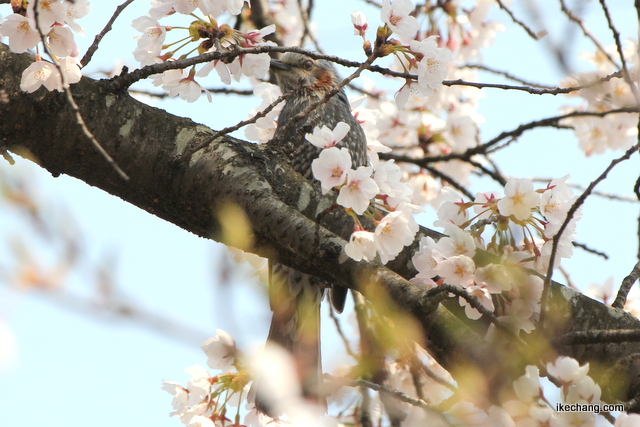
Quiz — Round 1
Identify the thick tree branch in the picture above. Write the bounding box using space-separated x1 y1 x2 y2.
3 44 640 403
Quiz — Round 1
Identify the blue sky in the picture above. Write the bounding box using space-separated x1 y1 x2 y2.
0 1 637 426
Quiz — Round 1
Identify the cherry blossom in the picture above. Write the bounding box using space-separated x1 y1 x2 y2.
459 285 493 320
373 160 413 207
47 25 77 57
20 60 60 92
337 166 379 214
474 263 514 293
497 178 540 221
64 0 90 34
411 236 441 284
132 16 167 64
436 187 468 226
344 230 377 262
0 14 40 53
27 0 67 31
201 329 237 372
380 0 419 40
58 56 82 84
375 204 419 264
435 224 476 258
311 147 352 194
409 37 453 95
162 380 189 415
436 254 475 288
350 11 368 37
473 191 500 220
546 356 590 386
305 122 351 149
615 413 640 427
512 365 542 401
153 68 211 103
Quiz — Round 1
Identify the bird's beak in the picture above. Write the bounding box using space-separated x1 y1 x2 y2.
270 59 290 72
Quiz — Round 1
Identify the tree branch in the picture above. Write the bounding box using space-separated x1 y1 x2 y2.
4 43 640 404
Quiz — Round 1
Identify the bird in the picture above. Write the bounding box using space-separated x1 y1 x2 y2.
251 52 368 415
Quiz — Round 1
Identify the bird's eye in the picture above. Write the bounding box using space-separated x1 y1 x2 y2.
301 60 313 70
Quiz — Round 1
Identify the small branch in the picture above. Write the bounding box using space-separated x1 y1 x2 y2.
572 241 609 260
612 261 640 309
495 0 546 40
328 303 357 359
598 0 640 106
543 139 640 310
179 93 288 162
80 0 136 67
353 377 432 411
532 178 640 203
381 107 640 166
108 44 616 96
426 284 527 347
559 0 620 69
33 0 129 181
422 165 474 201
462 64 556 89
128 87 254 99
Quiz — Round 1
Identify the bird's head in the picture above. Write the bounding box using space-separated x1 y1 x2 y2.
270 52 340 93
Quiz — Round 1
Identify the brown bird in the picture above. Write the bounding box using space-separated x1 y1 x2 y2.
251 52 368 414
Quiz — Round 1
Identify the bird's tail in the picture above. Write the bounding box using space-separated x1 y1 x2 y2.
251 263 324 415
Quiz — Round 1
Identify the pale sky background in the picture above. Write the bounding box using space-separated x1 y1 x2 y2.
0 1 637 426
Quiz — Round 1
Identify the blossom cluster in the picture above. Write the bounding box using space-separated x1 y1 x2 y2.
561 40 639 155
297 121 421 265
0 0 89 92
162 329 252 427
412 176 580 330
133 0 274 102
167 329 636 427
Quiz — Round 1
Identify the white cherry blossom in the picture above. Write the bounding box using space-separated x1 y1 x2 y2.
436 254 475 288
337 166 379 214
0 14 40 53
375 204 419 264
344 231 377 261
305 122 351 149
201 329 237 372
48 25 77 57
409 36 453 95
381 0 419 39
497 178 540 221
350 11 368 36
311 147 352 194
546 356 590 386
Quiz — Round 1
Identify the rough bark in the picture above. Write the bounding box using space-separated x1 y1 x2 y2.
2 43 640 406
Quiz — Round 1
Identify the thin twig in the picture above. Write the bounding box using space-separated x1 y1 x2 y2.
33 0 129 181
572 241 609 260
598 0 640 106
531 178 640 203
109 45 616 96
612 261 640 309
559 0 620 69
422 165 474 201
179 93 288 162
328 304 358 359
462 64 556 89
128 87 254 99
543 139 640 313
495 0 546 40
381 107 640 166
80 0 136 67
426 284 527 347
